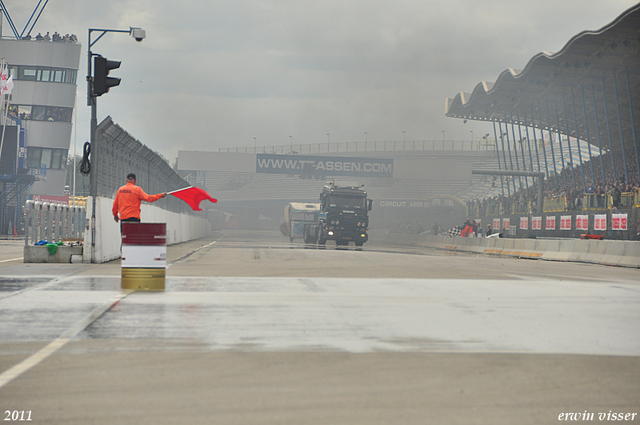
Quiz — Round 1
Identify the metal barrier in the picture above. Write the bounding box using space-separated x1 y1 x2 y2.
620 192 635 209
24 200 85 246
543 196 567 212
486 203 502 215
94 116 191 214
582 194 607 210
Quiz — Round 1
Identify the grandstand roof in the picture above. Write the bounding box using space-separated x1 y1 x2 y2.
445 3 640 155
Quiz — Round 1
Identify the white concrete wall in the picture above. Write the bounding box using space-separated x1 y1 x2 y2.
83 197 211 263
379 232 640 268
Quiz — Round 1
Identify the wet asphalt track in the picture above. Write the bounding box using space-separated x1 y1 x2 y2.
0 231 639 424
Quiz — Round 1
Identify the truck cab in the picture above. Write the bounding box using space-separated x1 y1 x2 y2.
317 182 372 247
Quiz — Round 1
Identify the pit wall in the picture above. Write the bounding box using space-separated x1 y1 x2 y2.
83 197 211 263
379 232 640 268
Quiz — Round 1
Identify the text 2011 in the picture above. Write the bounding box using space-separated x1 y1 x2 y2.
4 411 32 421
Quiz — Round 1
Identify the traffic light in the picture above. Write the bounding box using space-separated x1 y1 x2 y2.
93 55 121 96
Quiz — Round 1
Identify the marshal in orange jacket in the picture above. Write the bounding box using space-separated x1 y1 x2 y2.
112 182 164 221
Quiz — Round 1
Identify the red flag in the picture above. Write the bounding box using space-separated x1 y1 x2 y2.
168 186 217 211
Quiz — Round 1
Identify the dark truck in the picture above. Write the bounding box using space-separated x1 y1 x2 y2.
315 182 373 247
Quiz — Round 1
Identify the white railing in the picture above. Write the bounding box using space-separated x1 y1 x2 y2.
24 200 85 246
220 139 498 154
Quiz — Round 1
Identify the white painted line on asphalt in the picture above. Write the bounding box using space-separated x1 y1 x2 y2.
167 233 226 268
0 257 23 263
0 290 134 389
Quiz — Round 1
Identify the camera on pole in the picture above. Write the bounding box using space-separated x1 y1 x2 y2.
93 55 121 96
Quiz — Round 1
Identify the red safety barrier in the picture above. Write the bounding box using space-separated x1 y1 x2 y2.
580 234 604 240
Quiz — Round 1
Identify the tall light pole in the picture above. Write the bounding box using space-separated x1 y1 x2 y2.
470 130 474 150
442 130 445 150
289 135 293 153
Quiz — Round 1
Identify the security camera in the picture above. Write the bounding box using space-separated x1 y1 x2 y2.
131 28 146 42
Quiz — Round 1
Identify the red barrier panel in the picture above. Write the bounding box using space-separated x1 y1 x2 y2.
121 223 166 245
581 234 604 240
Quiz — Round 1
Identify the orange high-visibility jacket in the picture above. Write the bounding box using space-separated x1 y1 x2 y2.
112 182 163 220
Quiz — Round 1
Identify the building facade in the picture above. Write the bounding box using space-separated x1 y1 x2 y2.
1 36 81 196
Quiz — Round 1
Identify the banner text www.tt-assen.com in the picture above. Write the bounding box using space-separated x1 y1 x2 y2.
256 154 393 178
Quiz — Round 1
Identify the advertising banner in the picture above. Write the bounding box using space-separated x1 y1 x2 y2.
545 216 556 230
532 216 542 230
560 215 572 231
502 218 510 231
576 215 589 231
612 213 627 231
378 197 463 210
594 214 607 231
519 216 528 230
256 154 394 178
493 218 501 230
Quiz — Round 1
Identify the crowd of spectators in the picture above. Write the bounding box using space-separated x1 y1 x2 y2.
469 148 640 215
21 32 78 43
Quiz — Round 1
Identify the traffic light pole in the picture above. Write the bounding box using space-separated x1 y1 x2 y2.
87 28 131 201
86 27 145 263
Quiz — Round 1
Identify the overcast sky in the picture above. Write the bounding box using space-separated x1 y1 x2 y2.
6 0 639 163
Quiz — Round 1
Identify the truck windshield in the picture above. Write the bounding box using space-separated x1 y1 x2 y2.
328 195 366 209
292 212 317 221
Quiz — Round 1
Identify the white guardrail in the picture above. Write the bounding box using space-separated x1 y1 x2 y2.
24 200 86 246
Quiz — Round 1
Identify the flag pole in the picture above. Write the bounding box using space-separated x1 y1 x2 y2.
166 186 194 195
0 59 5 160
0 97 9 159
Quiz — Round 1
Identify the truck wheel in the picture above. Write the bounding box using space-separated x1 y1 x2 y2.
355 242 363 247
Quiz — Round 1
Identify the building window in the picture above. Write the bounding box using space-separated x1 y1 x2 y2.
9 105 73 123
40 149 52 168
51 150 64 169
21 67 37 81
10 65 76 84
32 106 46 121
39 69 50 81
27 147 41 169
27 147 68 170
